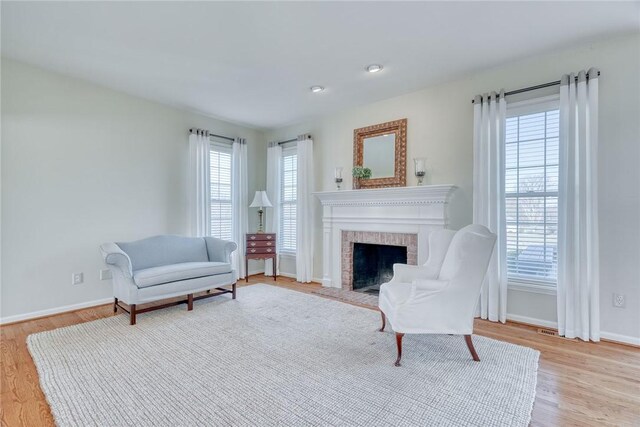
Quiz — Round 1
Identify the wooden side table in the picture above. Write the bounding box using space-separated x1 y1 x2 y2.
245 233 277 282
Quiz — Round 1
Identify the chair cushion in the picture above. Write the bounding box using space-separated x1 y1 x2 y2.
133 262 232 288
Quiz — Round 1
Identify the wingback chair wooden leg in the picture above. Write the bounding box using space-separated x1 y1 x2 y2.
394 333 404 367
113 298 118 313
187 294 194 311
464 335 480 362
379 311 386 332
232 283 237 300
130 304 136 326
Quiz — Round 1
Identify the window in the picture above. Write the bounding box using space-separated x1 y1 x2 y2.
210 143 232 240
280 147 297 253
505 98 559 286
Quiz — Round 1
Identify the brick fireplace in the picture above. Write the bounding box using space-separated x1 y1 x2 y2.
341 231 417 291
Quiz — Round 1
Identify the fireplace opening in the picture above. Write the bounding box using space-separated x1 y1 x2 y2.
352 243 407 295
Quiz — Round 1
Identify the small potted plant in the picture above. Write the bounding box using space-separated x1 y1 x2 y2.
352 166 372 189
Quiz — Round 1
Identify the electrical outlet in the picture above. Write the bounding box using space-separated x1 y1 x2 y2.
99 269 112 280
72 272 84 285
613 293 626 308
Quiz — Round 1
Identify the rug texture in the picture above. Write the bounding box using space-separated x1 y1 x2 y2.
312 286 379 308
28 284 539 427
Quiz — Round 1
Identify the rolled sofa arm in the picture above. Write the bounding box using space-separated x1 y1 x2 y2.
204 237 238 263
100 242 133 278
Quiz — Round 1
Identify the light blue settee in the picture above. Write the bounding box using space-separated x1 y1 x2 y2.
100 235 237 324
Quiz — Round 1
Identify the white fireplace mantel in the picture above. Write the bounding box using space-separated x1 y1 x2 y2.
313 185 456 288
314 184 456 207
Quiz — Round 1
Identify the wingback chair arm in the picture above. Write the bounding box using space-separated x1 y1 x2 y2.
411 279 449 293
390 264 440 284
204 237 238 263
100 243 133 278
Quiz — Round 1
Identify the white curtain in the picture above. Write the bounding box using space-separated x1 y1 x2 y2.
557 69 600 342
232 138 248 279
296 135 314 283
188 130 211 237
264 143 282 276
472 91 508 323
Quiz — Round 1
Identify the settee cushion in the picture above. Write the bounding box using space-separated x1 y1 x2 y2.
133 262 232 288
117 235 209 271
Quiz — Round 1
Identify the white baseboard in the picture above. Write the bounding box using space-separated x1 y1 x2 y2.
274 271 323 284
246 269 265 277
0 297 113 325
278 271 295 279
506 313 558 329
506 313 639 346
246 269 320 284
600 331 640 346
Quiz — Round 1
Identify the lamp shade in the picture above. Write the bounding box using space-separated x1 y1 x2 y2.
250 190 273 208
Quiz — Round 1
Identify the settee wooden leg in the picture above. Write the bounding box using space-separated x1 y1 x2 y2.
232 283 237 300
465 334 480 362
187 294 194 311
130 304 136 326
394 332 404 367
113 298 118 313
379 311 386 332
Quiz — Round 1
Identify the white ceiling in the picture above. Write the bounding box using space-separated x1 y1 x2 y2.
2 1 639 129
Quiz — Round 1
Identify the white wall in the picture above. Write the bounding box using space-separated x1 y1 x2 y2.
0 59 267 322
266 34 640 343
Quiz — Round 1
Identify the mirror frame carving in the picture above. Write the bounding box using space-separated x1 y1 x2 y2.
353 118 407 188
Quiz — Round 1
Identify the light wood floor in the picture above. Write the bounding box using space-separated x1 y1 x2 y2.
1 275 639 426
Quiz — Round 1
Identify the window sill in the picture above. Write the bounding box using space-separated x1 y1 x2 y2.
279 251 296 258
508 281 557 296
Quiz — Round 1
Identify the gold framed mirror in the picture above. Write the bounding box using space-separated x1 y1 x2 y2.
353 118 407 188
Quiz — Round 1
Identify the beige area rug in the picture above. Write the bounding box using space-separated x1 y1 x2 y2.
28 284 539 426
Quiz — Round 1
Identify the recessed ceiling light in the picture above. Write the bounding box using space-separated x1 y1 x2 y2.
366 64 383 73
310 85 325 93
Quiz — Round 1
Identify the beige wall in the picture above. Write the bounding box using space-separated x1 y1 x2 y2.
266 34 640 342
0 59 267 321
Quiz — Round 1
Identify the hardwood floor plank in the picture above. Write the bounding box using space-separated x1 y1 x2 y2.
476 328 640 380
1 275 639 427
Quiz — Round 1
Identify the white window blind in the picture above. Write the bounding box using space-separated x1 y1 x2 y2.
210 143 233 241
505 99 559 286
280 148 297 253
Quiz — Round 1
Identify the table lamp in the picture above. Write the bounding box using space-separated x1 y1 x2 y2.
249 190 273 233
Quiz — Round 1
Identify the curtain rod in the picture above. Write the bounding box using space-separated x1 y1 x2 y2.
276 134 312 145
189 128 235 142
471 71 601 104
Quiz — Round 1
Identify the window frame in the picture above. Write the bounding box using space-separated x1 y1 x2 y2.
209 140 233 241
279 143 297 255
505 95 560 294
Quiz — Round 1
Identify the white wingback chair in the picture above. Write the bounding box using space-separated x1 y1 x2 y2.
378 224 497 366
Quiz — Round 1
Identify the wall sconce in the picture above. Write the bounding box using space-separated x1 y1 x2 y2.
414 158 426 186
334 167 343 190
